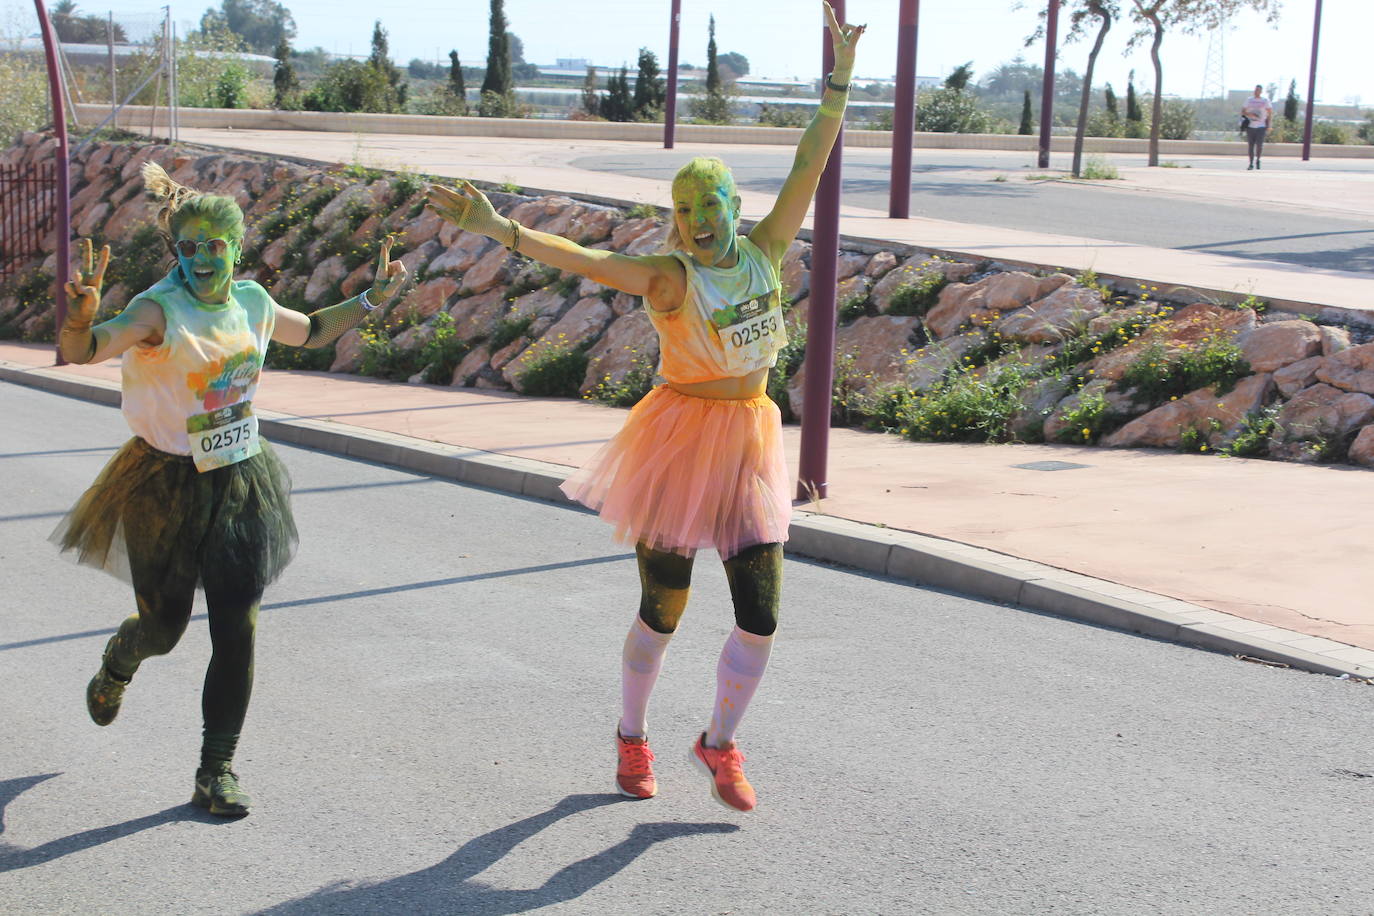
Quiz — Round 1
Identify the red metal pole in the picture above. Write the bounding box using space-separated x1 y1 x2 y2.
34 0 71 367
664 0 681 149
797 0 844 501
1301 0 1322 162
888 0 918 219
1037 0 1059 169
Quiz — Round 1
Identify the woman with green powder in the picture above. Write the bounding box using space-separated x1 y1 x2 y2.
427 2 863 812
53 162 407 817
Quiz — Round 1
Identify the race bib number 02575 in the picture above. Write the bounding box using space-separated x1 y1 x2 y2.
710 288 787 375
187 401 261 473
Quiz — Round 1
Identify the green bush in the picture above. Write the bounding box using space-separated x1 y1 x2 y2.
0 51 51 144
758 103 811 128
916 87 993 134
588 352 657 407
418 312 470 384
1121 332 1249 404
1313 121 1352 145
518 337 590 397
1056 388 1110 444
489 314 535 351
897 363 1034 442
1158 100 1195 141
886 272 947 317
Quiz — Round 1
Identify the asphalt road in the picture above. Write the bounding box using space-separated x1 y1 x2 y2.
2 381 1372 915
571 148 1374 274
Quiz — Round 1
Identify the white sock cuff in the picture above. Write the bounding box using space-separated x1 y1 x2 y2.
721 626 774 678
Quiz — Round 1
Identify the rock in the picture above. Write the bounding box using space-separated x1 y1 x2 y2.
1274 355 1325 398
1272 383 1374 446
429 234 493 276
451 343 492 386
997 286 1108 344
610 217 661 249
835 275 871 316
406 276 461 320
101 194 155 241
1315 342 1374 396
1090 302 1258 381
1101 373 1275 449
398 208 446 248
459 245 516 295
611 291 640 317
836 251 869 282
1348 426 1374 468
1086 302 1161 338
448 288 510 340
786 315 925 419
863 250 898 279
304 255 349 304
1321 325 1351 356
539 296 613 349
75 201 111 239
1011 374 1073 440
261 235 291 271
582 310 660 396
330 328 366 373
489 337 528 371
508 285 572 322
1042 379 1133 443
871 256 979 316
924 271 1069 339
340 260 374 298
623 223 670 256
780 241 811 302
903 332 984 391
566 207 619 245
1237 319 1322 373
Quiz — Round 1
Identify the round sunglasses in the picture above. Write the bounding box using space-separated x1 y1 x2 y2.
174 238 232 258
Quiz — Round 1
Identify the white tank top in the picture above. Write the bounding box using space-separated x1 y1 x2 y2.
120 269 276 457
651 236 787 383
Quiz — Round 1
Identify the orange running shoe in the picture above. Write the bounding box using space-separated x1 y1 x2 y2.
615 730 657 799
690 733 756 812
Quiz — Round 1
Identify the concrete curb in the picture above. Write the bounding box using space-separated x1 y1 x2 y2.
6 359 1372 680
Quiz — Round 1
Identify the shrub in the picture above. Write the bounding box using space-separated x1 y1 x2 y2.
418 312 470 384
1313 121 1352 145
0 51 51 144
897 363 1034 442
1120 331 1249 404
767 326 807 418
1221 405 1279 458
518 336 590 397
1080 156 1119 180
489 314 535 351
1056 388 1111 444
758 103 811 128
916 87 993 134
886 272 947 317
1158 100 1195 140
588 352 656 407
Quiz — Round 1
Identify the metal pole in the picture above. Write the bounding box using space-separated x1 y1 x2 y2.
170 20 178 142
33 0 71 366
1037 0 1059 169
1301 0 1322 161
888 0 918 218
664 0 681 149
108 12 116 121
797 0 845 501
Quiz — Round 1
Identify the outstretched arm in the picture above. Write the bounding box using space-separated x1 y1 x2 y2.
748 2 864 264
272 235 409 347
426 182 685 310
59 238 165 363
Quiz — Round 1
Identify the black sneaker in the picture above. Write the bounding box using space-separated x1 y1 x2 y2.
192 767 252 817
86 663 130 726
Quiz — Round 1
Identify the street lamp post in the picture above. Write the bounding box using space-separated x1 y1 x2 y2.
797 0 845 501
888 0 918 219
33 0 71 367
1301 0 1323 162
664 0 681 149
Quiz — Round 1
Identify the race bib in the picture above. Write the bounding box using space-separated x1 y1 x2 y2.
187 401 260 472
709 288 787 375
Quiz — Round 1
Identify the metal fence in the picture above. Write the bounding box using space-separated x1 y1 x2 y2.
0 160 55 283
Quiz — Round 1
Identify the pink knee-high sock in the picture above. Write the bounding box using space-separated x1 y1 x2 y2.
620 617 673 738
706 626 775 747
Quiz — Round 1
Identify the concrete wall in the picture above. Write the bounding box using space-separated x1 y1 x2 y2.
74 104 1374 159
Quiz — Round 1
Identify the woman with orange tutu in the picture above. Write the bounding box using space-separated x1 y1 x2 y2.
428 3 862 813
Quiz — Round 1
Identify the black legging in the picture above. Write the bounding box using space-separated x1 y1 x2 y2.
105 532 261 744
635 541 783 637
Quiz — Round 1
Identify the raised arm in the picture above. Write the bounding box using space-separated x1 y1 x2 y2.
60 238 166 363
426 181 685 310
272 234 409 347
748 2 864 264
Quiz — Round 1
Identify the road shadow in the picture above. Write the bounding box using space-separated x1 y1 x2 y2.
257 793 739 915
0 773 229 872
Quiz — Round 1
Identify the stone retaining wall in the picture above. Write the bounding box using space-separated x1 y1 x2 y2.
3 131 1371 468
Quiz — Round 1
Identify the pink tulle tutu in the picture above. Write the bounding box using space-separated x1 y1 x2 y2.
561 386 791 558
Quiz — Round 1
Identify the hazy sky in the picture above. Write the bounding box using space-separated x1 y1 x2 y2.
5 0 1370 106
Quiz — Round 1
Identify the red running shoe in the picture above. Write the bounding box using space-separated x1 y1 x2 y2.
615 730 657 799
690 732 756 812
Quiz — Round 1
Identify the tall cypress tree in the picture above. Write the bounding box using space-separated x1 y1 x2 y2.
448 50 468 115
1018 90 1033 135
1125 72 1141 123
633 47 664 120
705 15 720 94
369 21 406 111
1283 79 1299 123
1104 83 1118 120
482 0 511 97
273 37 298 109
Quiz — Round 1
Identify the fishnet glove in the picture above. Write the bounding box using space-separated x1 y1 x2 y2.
425 181 518 248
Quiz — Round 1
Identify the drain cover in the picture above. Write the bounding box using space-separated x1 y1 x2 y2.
1013 460 1091 471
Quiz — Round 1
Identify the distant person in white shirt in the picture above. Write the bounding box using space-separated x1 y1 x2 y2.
1241 85 1273 170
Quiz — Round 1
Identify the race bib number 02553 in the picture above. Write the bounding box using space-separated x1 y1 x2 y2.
187 401 261 473
710 288 786 375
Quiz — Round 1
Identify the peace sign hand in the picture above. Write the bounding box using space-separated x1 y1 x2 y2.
823 2 865 84
371 234 408 303
64 237 111 327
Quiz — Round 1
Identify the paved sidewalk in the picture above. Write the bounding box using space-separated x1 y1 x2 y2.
4 341 1372 679
179 128 1374 323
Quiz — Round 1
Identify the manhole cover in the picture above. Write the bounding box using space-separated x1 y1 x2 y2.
1013 460 1091 472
